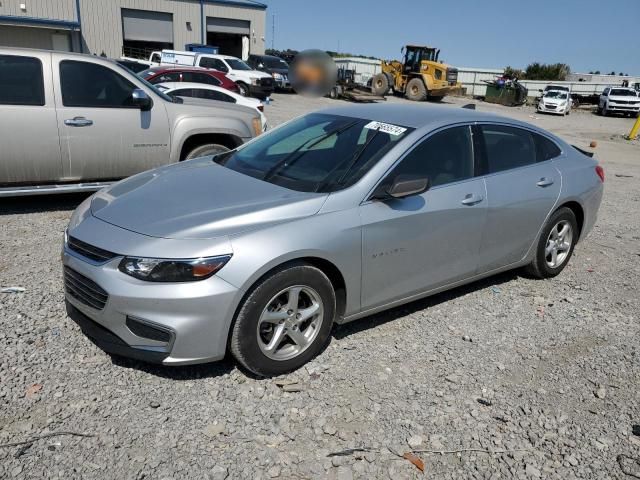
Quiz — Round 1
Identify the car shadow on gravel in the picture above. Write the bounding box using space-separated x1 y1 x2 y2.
332 269 520 340
1 192 91 215
109 355 236 380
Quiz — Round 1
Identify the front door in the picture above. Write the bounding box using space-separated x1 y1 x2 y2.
360 125 487 310
476 124 562 272
51 55 170 181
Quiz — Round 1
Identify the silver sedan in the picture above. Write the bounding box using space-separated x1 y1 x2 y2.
62 104 604 376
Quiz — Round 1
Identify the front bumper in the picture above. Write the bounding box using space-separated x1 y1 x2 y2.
62 229 240 366
607 103 640 113
538 103 568 114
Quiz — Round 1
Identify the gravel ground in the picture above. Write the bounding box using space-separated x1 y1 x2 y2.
1 93 639 479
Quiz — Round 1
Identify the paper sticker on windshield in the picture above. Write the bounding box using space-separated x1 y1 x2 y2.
364 121 407 136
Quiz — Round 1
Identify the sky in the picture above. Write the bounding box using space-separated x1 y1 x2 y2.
263 0 640 75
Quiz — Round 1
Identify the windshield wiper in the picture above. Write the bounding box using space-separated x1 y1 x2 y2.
315 126 382 192
261 120 359 182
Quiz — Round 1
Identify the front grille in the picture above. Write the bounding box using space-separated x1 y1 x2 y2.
64 267 109 310
259 77 274 87
612 100 639 105
446 68 458 83
545 104 557 109
68 236 117 263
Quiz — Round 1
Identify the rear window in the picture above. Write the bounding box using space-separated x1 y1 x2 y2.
0 55 45 106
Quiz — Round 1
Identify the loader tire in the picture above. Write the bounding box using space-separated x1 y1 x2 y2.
406 78 427 101
371 73 389 96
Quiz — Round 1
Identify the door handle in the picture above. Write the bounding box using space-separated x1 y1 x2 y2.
461 193 484 206
64 117 93 127
536 177 554 187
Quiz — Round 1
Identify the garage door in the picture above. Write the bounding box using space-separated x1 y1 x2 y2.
206 17 250 35
122 9 173 43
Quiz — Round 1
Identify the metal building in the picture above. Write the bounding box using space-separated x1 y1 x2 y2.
0 0 267 60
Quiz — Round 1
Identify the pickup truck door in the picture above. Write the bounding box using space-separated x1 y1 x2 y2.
0 51 63 185
51 54 171 182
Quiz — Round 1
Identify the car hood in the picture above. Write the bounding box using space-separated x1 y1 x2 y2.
542 96 567 104
608 94 639 102
171 96 257 115
90 158 328 240
241 69 272 79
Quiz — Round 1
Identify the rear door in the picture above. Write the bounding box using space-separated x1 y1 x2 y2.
52 55 171 181
0 52 62 184
476 124 562 272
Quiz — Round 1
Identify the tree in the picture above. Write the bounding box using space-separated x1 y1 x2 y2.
504 65 525 79
594 70 601 74
522 62 571 81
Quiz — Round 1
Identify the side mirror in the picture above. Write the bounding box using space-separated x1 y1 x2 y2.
538 89 543 92
258 63 264 68
372 174 430 200
388 175 430 198
131 89 153 111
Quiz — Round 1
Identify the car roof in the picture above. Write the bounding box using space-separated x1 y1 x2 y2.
157 82 226 92
148 65 211 73
317 103 526 130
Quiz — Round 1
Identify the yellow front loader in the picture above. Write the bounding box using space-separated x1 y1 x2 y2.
371 45 460 101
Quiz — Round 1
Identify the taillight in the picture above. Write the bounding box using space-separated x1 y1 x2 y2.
595 165 605 182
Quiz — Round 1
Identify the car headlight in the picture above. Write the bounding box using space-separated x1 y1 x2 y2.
272 72 283 80
118 255 232 282
251 78 260 85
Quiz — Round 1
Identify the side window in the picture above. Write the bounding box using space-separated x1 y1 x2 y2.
200 89 235 103
60 61 136 108
602 88 609 96
0 55 45 106
198 57 216 69
391 126 474 187
152 72 180 83
215 60 229 73
481 125 536 174
534 133 561 162
171 89 195 98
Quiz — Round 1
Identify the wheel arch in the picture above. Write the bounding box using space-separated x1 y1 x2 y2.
555 200 585 238
224 255 348 352
179 132 243 161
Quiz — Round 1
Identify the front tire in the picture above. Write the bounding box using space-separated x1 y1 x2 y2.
184 143 229 160
405 78 427 101
237 82 249 97
526 207 578 279
371 73 389 96
230 263 336 377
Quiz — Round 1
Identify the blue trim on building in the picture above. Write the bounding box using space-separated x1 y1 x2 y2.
203 0 267 10
0 15 80 30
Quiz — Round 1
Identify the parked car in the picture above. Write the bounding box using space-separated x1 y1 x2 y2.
0 48 262 197
156 50 274 98
156 82 268 131
537 89 571 115
63 104 604 376
597 87 640 117
116 58 152 74
138 65 239 93
247 54 291 90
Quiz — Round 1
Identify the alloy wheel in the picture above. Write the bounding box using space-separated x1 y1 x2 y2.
545 220 573 268
256 286 324 361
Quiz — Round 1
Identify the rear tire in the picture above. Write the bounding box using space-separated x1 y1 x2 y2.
184 143 229 160
525 207 578 279
230 263 336 377
371 73 389 96
405 78 427 101
329 87 339 99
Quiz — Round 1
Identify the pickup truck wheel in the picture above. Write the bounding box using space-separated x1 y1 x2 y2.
184 143 229 160
237 82 249 97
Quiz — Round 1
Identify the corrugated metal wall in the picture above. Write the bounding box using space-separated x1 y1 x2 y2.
78 0 265 58
457 68 504 96
0 24 61 49
0 0 77 21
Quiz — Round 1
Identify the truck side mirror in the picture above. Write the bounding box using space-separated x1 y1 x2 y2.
131 89 153 111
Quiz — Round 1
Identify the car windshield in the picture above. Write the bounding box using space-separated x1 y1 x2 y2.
226 59 251 70
214 113 413 193
545 91 568 99
610 89 637 96
264 57 289 69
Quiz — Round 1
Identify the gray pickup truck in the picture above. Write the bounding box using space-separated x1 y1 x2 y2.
0 48 262 197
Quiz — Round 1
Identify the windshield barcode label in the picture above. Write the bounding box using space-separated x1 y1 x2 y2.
364 121 407 136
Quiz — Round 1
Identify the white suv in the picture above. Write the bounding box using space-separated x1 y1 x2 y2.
598 87 640 117
196 54 274 98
